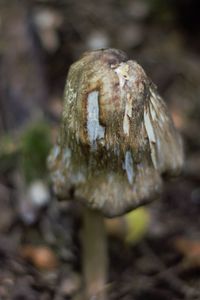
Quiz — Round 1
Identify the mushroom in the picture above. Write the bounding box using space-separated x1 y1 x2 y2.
48 49 183 300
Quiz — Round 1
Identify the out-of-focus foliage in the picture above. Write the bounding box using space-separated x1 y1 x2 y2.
147 0 174 22
0 122 52 181
20 122 52 183
125 207 150 244
105 207 150 244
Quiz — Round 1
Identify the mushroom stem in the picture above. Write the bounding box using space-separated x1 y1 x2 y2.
82 206 108 300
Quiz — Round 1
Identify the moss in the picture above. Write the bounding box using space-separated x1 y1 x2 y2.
20 122 52 183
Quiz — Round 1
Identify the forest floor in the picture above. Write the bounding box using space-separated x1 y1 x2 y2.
0 1 200 299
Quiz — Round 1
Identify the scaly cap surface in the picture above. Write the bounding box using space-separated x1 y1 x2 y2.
48 49 183 217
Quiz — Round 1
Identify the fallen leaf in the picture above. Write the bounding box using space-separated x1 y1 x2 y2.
20 245 58 270
174 237 200 267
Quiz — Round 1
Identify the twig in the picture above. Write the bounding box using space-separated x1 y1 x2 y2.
140 241 200 299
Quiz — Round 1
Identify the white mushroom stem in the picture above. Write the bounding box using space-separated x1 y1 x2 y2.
82 207 108 300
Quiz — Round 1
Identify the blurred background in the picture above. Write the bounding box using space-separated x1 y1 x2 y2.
0 0 200 299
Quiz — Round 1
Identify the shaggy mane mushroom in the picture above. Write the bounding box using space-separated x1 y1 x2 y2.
48 48 183 300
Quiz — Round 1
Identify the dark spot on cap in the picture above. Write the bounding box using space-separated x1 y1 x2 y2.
81 48 128 67
101 48 128 66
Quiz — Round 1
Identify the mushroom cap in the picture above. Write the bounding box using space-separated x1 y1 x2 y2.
48 49 183 217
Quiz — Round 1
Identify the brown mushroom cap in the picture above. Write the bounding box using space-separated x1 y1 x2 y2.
48 49 183 217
